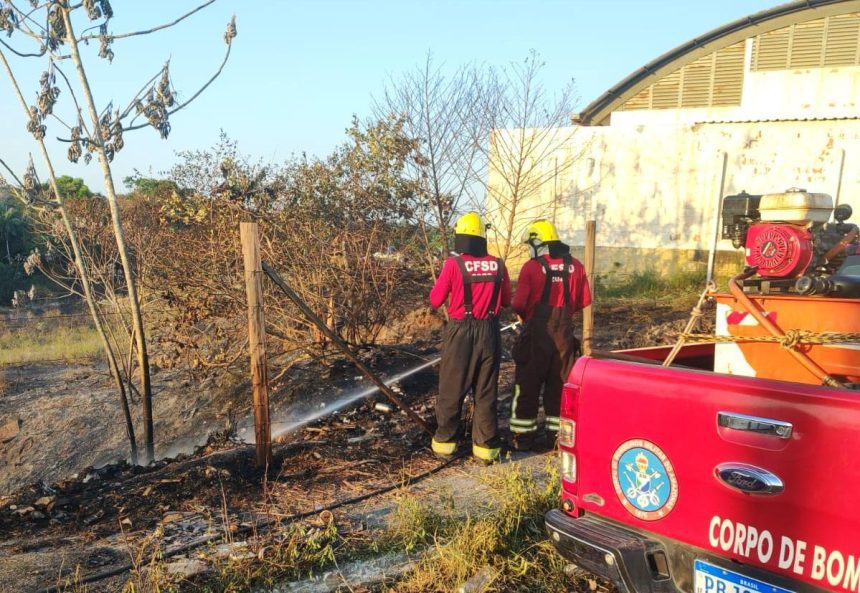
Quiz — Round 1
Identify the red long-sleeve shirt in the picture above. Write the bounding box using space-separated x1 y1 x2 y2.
512 255 591 321
429 255 512 320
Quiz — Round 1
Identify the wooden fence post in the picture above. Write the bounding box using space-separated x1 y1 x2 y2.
239 222 272 468
582 220 596 356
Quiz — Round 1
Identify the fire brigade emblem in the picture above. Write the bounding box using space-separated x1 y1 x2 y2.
611 439 678 521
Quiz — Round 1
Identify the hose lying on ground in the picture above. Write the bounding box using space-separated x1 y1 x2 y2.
38 312 523 591
37 453 464 593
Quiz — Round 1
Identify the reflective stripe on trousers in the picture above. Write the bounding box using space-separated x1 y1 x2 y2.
510 383 538 433
509 418 537 433
431 439 457 456
472 443 500 461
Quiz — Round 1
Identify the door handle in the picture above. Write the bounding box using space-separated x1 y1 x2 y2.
717 411 792 439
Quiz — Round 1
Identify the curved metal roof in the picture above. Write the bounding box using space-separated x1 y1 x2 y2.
577 0 860 126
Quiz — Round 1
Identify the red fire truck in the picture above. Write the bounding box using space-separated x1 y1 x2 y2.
546 190 860 593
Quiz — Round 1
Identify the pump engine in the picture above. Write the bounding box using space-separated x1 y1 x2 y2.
721 188 860 297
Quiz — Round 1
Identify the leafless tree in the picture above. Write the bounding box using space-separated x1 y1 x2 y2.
478 51 580 262
376 52 582 266
0 0 236 463
374 53 494 275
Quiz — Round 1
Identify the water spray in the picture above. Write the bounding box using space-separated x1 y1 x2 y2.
263 261 436 435
244 320 521 443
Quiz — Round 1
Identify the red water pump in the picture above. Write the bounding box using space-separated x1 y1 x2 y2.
744 223 813 278
721 189 860 296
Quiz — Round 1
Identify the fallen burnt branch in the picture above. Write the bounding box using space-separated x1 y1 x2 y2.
263 261 434 436
36 452 463 593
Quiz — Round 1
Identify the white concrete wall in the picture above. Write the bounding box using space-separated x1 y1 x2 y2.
582 120 858 250
487 120 860 273
741 66 860 119
487 43 860 274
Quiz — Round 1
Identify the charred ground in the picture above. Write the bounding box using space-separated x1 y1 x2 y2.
0 294 709 592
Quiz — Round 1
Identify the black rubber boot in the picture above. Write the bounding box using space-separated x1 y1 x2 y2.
510 433 535 452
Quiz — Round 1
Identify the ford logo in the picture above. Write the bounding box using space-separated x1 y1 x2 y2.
714 463 784 496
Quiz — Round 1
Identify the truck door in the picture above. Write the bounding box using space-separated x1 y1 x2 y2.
572 358 860 592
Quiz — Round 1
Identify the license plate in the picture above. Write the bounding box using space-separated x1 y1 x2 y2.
694 560 793 593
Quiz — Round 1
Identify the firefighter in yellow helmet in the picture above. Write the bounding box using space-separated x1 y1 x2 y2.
509 219 591 450
429 212 511 463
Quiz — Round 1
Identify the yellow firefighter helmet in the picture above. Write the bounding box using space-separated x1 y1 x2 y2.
522 219 559 244
454 212 487 238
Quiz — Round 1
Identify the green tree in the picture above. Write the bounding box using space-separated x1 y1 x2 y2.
281 115 420 225
0 200 25 262
123 176 180 198
55 175 92 199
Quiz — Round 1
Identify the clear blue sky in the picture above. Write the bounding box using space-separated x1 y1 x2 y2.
0 0 779 191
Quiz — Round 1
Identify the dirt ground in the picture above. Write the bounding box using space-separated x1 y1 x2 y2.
0 297 707 592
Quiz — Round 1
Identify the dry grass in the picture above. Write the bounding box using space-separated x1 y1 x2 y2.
52 459 574 592
0 319 102 366
386 459 574 593
53 519 341 593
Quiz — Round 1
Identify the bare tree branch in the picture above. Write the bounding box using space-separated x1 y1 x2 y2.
54 31 232 145
475 51 579 260
0 156 25 186
9 1 49 37
373 52 494 273
0 37 46 58
122 41 232 133
78 0 217 41
118 62 168 119
52 61 90 135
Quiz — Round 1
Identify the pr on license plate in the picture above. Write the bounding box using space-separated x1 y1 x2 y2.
694 560 793 593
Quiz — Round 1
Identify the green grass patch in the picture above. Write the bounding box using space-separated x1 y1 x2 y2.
0 319 102 365
596 269 706 301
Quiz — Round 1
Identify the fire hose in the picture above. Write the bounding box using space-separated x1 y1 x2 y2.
824 226 859 264
37 311 524 592
37 451 465 593
729 269 845 388
659 271 849 388
262 260 520 435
